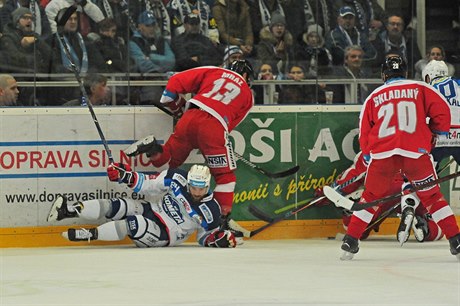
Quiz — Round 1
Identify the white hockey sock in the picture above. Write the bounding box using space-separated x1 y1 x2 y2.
96 220 129 241
78 199 110 220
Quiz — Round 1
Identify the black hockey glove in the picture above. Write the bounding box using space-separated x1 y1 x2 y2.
204 229 236 248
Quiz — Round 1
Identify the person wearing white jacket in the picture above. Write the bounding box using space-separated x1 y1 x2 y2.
45 0 104 34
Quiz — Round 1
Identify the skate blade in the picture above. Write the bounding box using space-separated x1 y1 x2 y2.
46 196 63 222
340 251 354 261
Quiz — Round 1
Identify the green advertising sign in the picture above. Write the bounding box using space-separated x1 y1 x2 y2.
229 107 361 221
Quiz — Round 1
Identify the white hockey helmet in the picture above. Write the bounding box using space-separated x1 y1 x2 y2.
422 60 448 83
187 165 211 193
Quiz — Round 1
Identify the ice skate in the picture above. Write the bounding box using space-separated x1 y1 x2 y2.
340 234 359 260
411 215 429 242
397 199 416 246
46 195 80 222
448 233 460 261
124 135 163 157
63 228 98 242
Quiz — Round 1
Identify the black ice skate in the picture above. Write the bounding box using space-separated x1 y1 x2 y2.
448 233 460 261
340 234 359 260
397 198 416 246
411 215 429 242
46 195 81 222
63 228 98 242
124 135 163 157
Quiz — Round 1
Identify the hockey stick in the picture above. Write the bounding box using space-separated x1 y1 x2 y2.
324 164 460 212
149 99 300 179
233 152 300 179
362 157 454 232
56 6 114 164
247 172 366 237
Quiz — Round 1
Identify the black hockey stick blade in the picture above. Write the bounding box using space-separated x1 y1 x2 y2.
261 165 300 178
248 204 275 223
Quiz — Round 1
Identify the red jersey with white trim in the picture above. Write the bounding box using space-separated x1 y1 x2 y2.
162 66 254 131
359 78 451 159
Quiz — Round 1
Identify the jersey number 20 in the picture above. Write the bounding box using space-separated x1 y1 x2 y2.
378 101 417 137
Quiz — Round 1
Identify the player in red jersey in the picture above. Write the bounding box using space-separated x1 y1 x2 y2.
339 55 460 260
316 151 444 242
125 60 254 223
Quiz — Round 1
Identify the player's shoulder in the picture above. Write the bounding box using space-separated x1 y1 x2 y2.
165 168 188 187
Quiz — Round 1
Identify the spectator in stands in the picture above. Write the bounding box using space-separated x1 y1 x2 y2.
222 45 243 68
212 0 253 57
330 0 386 39
256 11 294 76
332 45 374 104
372 14 421 78
253 62 283 104
167 0 219 45
128 0 171 42
0 7 52 105
172 13 223 71
0 0 52 38
325 6 377 67
46 8 105 105
414 45 456 80
45 0 105 36
281 0 332 44
0 7 51 73
64 73 110 106
92 0 131 41
247 0 285 44
0 74 19 106
129 11 175 74
89 17 132 104
279 63 318 104
90 17 131 74
129 11 174 104
293 24 332 78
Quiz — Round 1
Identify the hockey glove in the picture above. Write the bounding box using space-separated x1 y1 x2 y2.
124 135 163 157
312 186 330 206
204 229 236 248
165 96 186 119
107 163 137 186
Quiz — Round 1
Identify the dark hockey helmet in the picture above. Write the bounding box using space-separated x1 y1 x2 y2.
381 55 407 81
228 59 255 83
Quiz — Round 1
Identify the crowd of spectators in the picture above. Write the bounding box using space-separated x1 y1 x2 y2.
0 0 454 106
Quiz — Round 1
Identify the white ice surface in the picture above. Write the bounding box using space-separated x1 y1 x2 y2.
1 238 459 306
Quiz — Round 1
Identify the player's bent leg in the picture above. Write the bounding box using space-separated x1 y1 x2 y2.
105 198 145 220
125 215 169 247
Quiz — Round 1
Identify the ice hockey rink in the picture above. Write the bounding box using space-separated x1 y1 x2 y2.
1 238 459 306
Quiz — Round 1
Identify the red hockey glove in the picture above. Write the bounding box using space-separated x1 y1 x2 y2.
312 186 330 207
204 229 236 248
107 163 137 186
166 96 186 119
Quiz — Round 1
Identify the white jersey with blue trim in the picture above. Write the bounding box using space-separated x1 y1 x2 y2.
134 168 222 246
432 76 460 147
